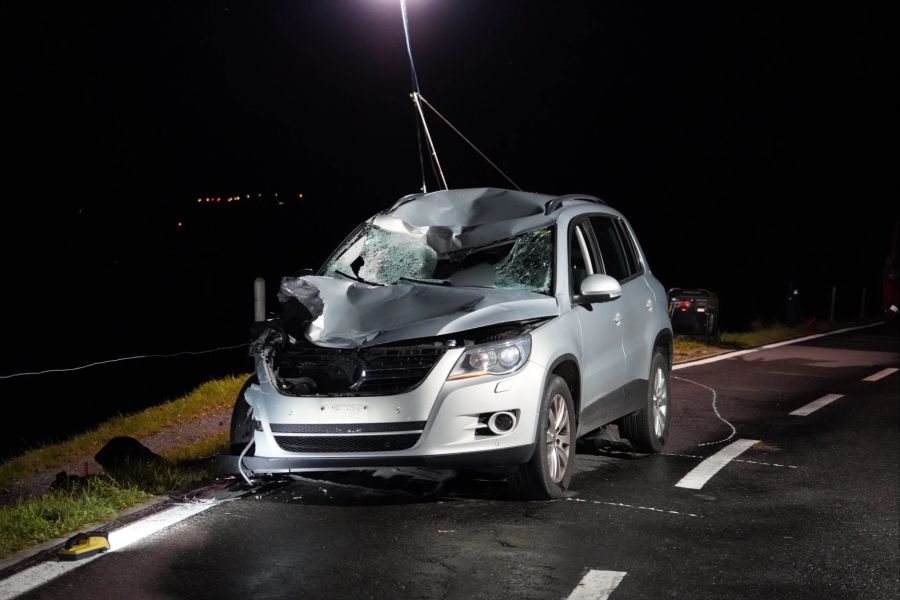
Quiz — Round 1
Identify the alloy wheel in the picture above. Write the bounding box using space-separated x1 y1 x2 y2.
652 367 668 439
545 393 571 483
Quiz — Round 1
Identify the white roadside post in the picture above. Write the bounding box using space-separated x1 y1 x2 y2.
254 277 266 322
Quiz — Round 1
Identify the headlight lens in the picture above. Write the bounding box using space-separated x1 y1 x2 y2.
447 336 531 380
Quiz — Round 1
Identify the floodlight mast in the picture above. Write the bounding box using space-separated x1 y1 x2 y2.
400 0 448 192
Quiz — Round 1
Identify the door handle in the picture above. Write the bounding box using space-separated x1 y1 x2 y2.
646 298 654 312
614 313 622 326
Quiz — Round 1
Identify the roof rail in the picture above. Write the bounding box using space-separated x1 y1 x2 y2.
544 194 607 215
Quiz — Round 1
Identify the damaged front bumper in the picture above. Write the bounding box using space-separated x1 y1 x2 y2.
218 445 535 473
222 349 546 475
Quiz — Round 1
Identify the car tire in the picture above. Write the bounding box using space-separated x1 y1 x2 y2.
229 376 258 455
508 375 575 500
620 351 670 453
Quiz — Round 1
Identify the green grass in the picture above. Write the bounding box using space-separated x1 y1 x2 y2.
673 319 873 362
161 430 229 464
0 476 151 557
0 375 245 559
0 430 233 559
719 324 808 347
0 375 247 487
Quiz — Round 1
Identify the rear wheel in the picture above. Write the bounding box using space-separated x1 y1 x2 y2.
229 376 258 454
509 375 575 500
620 351 670 453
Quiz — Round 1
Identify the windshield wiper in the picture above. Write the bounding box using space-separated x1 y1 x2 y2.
398 277 451 287
334 270 384 286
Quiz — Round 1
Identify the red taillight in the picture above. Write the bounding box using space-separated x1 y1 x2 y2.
678 299 693 310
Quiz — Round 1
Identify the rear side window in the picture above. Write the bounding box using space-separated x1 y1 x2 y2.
588 216 631 282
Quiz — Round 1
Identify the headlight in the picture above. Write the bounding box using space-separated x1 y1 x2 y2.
447 336 532 380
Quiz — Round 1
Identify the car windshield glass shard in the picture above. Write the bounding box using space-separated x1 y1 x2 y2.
324 223 438 285
493 228 553 292
323 223 553 294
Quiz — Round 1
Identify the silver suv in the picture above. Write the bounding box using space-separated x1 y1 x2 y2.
224 188 673 499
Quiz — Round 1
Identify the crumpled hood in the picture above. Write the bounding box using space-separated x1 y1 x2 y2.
279 275 559 348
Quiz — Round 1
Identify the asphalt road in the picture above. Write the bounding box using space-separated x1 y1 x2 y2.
11 326 900 599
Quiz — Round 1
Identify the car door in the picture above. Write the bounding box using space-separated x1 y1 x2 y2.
588 215 653 414
569 219 627 434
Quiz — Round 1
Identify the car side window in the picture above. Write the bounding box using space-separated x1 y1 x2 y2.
588 216 630 282
569 223 595 295
614 219 642 276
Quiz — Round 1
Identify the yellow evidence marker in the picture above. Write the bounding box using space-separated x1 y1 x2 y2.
58 531 110 561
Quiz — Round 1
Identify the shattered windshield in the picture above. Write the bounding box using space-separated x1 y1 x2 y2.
322 223 554 294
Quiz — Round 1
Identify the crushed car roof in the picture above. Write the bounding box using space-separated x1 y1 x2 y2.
263 188 606 349
371 187 605 254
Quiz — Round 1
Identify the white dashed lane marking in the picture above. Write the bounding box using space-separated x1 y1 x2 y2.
790 393 844 416
863 367 898 382
663 453 798 469
675 439 759 490
566 570 627 600
567 497 700 518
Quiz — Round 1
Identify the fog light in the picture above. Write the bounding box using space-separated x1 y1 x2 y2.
487 411 517 434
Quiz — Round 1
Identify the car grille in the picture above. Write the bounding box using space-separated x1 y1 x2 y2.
274 345 445 396
274 434 421 453
270 421 426 434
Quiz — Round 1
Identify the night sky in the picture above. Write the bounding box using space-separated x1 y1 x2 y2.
1 0 897 371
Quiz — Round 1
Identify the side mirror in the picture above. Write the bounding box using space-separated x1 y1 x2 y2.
575 274 622 304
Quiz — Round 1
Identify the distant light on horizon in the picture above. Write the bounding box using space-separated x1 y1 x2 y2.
192 192 304 206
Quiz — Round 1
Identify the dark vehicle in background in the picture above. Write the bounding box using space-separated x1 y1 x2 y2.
668 288 720 342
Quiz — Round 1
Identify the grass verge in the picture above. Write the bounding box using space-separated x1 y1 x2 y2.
0 431 231 559
673 319 875 362
0 375 246 487
0 476 151 557
719 323 808 347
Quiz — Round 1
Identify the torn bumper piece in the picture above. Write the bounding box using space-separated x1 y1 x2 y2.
219 443 535 474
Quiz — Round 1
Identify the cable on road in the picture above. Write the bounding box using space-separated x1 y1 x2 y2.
673 375 737 447
237 439 256 487
0 343 249 380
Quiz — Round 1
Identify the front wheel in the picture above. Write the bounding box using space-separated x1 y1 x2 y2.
508 375 576 500
620 352 671 453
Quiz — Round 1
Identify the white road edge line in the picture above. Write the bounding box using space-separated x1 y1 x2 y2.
566 570 627 600
790 393 844 416
863 367 898 382
0 502 216 600
675 439 759 490
673 321 884 371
